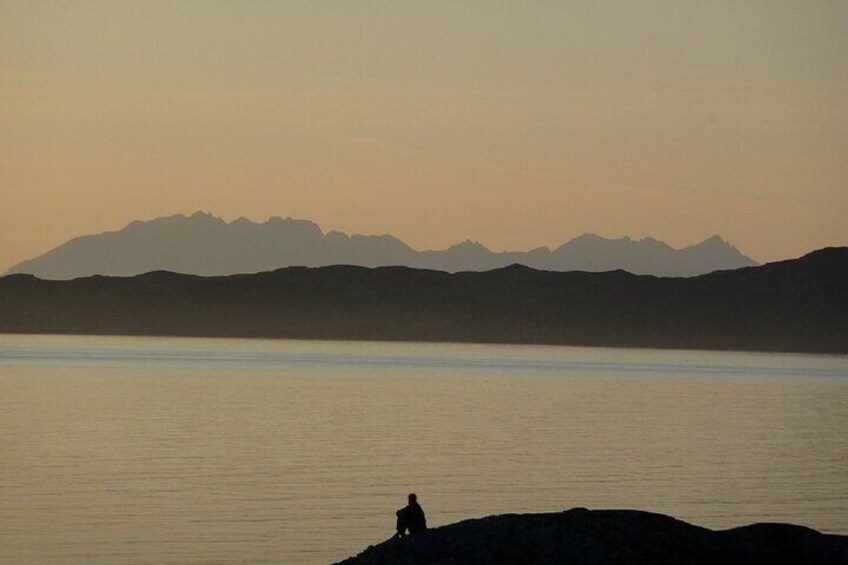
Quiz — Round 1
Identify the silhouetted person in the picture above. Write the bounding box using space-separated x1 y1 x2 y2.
395 493 427 538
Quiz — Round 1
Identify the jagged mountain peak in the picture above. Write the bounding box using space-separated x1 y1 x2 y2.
448 240 490 252
126 211 224 229
570 232 609 243
231 216 257 226
6 213 758 279
692 234 723 244
684 235 746 256
692 234 735 249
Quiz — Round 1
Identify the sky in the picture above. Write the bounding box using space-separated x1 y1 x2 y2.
2 1 846 270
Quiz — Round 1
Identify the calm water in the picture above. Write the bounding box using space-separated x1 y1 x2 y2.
1 335 846 564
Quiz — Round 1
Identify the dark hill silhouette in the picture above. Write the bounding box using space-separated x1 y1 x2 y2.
5 211 756 279
334 508 848 565
0 247 844 353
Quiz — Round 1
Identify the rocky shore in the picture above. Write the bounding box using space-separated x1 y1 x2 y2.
335 508 848 565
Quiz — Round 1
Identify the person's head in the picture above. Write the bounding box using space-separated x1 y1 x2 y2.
408 493 417 504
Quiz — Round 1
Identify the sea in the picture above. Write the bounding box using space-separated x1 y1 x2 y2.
1 334 846 564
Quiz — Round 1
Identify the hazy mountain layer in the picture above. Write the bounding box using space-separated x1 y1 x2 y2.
6 212 757 279
1 247 844 354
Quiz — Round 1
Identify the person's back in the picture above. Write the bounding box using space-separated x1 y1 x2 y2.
406 497 426 533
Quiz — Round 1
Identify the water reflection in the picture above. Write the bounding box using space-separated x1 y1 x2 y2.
1 335 846 564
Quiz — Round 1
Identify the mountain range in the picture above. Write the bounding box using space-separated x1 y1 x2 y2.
1 247 844 353
6 212 757 279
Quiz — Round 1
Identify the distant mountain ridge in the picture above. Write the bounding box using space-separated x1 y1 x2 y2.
1 247 845 353
6 211 757 279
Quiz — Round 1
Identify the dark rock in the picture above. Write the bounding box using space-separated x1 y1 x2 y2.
334 508 848 565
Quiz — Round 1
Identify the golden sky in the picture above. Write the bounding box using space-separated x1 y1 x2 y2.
2 1 846 270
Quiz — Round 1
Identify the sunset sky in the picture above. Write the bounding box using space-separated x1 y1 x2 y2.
2 1 846 271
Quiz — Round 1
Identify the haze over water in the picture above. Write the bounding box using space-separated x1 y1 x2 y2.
1 334 846 564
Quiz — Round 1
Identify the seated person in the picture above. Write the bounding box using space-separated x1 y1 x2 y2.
395 493 427 538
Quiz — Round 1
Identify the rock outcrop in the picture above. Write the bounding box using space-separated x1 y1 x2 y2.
335 508 848 565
